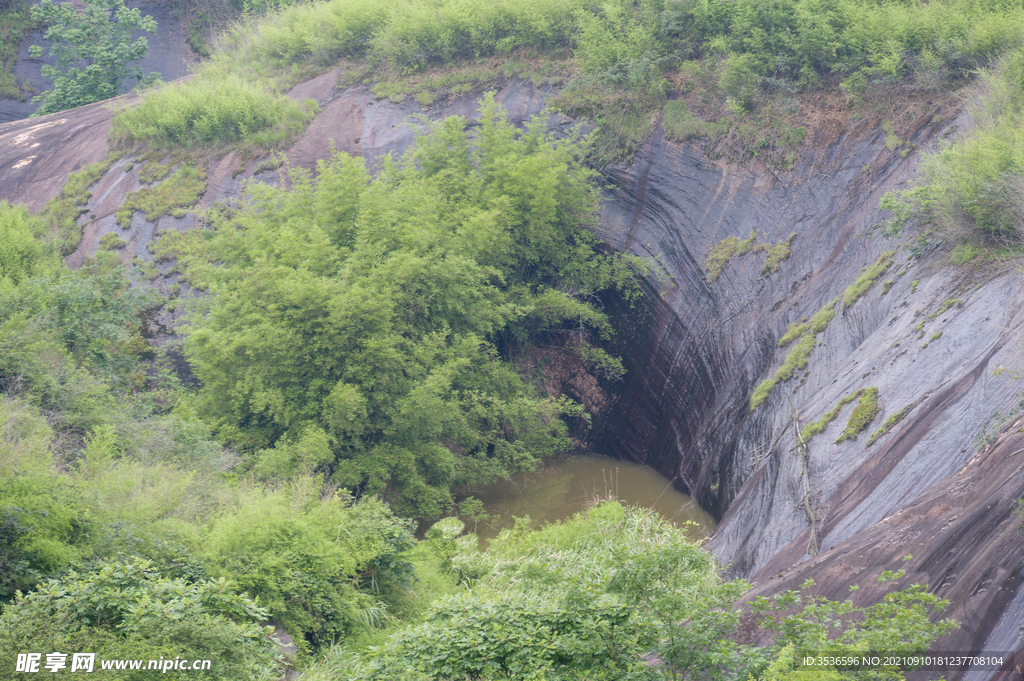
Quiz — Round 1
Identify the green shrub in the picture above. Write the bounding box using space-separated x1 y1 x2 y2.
201 480 414 649
882 49 1024 252
0 406 89 599
98 233 126 250
0 202 52 292
27 0 159 115
159 98 644 520
0 3 35 100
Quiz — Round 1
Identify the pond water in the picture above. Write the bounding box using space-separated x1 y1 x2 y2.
456 453 717 542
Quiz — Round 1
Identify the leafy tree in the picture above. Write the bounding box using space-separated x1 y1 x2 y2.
28 0 160 115
158 97 644 520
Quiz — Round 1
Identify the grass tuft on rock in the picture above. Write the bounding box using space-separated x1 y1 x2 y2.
800 389 865 442
762 233 797 275
707 231 757 282
842 251 894 308
37 154 119 255
867 404 913 445
836 387 880 443
115 166 207 228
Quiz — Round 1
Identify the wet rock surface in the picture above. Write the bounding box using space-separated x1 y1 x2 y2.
1 73 1023 675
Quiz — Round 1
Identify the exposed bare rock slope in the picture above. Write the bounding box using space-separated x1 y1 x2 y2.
1 73 1022 677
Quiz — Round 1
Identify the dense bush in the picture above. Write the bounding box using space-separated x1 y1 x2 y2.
0 201 52 293
311 502 956 680
0 558 280 679
919 48 1024 239
200 480 415 650
159 98 642 519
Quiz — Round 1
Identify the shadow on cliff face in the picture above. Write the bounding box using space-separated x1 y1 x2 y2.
3 73 1024 674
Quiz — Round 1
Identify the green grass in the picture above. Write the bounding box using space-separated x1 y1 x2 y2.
662 101 730 142
930 298 962 319
801 389 865 442
111 74 319 153
37 154 119 256
808 298 838 333
842 251 895 308
750 334 815 410
762 233 797 275
706 231 757 282
836 387 880 443
867 404 914 445
115 166 207 228
778 321 810 348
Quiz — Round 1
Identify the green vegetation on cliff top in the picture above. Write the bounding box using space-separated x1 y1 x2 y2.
104 0 1024 161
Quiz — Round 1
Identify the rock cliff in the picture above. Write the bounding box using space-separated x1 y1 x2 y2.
1 73 1022 677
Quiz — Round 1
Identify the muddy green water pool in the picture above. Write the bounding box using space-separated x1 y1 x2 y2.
456 453 716 542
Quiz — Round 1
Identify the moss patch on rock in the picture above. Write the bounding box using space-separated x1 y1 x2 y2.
762 232 797 275
752 297 838 410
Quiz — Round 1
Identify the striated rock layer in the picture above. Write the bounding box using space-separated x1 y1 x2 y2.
1 75 1022 677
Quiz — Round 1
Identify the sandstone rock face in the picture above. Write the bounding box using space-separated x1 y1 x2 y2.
1 74 1022 677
